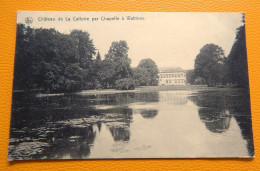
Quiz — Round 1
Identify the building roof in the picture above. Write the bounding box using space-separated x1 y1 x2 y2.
159 67 184 73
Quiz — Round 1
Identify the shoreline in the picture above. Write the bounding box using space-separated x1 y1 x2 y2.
75 85 215 96
35 85 238 97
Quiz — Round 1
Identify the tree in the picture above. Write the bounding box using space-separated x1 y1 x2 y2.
133 67 150 86
13 24 98 93
186 69 196 85
105 40 129 62
105 40 133 82
13 24 37 90
96 51 101 61
135 58 159 86
115 78 135 90
70 30 96 65
97 59 116 88
69 30 96 90
194 44 225 87
227 15 249 88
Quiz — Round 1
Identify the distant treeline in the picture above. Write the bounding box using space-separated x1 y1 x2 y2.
186 16 249 88
13 24 158 93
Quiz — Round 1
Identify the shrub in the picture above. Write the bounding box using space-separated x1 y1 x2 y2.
115 78 135 90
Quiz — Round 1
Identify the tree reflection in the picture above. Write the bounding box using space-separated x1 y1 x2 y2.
140 109 158 119
189 90 232 133
189 89 254 156
198 108 231 133
8 124 96 160
227 90 254 156
109 127 130 141
104 106 133 142
96 121 102 132
41 124 96 159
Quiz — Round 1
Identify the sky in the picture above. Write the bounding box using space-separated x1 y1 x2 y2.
17 11 243 69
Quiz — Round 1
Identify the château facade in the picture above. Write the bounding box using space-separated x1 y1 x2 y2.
158 67 186 85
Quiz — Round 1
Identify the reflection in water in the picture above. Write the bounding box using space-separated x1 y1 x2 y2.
189 89 254 156
198 108 231 133
109 127 130 141
159 91 188 105
8 89 254 160
140 110 158 119
9 124 96 160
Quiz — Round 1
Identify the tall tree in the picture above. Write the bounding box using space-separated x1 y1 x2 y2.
13 24 36 90
70 30 96 67
105 40 129 62
194 44 225 87
227 15 249 88
70 30 96 89
105 40 133 81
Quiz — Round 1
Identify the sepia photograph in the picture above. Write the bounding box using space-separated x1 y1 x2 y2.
8 11 254 160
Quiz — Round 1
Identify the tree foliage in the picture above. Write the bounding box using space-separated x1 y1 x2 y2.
115 78 135 90
96 59 116 88
186 69 195 85
194 44 226 87
13 24 96 92
193 15 249 88
105 40 133 81
134 58 159 86
227 19 249 88
13 27 140 92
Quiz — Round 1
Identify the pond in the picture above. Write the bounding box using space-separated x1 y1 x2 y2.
8 88 254 160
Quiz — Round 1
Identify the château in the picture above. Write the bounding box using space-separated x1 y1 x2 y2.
158 67 186 85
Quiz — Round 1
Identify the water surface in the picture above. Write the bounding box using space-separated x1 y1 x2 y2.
8 88 254 160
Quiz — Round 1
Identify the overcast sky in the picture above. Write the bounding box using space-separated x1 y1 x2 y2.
17 11 243 69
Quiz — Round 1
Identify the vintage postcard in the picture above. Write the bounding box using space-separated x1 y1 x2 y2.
8 11 254 160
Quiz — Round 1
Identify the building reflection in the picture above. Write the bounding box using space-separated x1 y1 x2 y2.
159 91 188 105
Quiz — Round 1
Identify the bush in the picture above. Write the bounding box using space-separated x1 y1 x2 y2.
115 78 135 90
